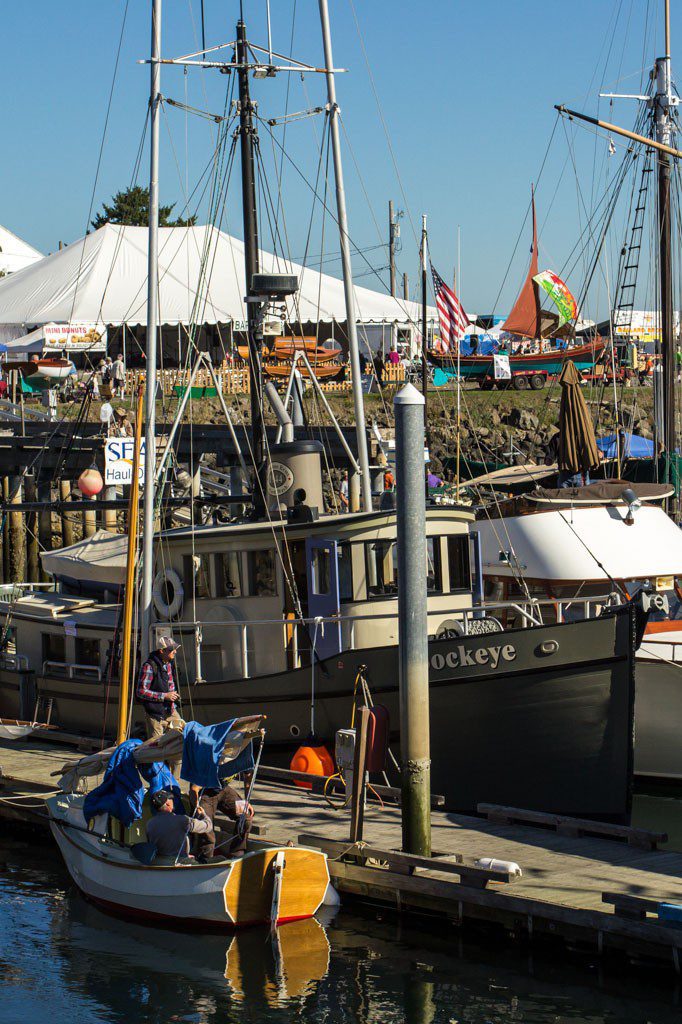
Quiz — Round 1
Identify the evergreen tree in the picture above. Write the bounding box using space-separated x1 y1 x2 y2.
91 186 196 229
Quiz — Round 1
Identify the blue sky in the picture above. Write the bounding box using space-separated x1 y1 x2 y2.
1 1 676 318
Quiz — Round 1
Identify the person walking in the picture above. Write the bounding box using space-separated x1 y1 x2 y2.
112 353 126 397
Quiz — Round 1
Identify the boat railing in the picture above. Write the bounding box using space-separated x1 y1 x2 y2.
42 661 102 682
165 593 618 678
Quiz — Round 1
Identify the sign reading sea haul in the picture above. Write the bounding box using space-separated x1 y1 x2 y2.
105 438 146 485
42 322 107 353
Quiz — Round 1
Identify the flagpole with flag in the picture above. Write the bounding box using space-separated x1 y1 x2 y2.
429 258 470 497
456 227 462 500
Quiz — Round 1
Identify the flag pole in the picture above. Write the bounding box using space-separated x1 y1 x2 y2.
456 225 461 501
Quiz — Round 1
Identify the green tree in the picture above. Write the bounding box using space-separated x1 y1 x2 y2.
91 185 196 230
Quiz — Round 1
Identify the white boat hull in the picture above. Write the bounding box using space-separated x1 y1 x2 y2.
47 794 329 928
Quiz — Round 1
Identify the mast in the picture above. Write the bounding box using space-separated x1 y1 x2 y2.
140 0 162 661
502 185 541 340
389 199 397 297
236 20 266 515
656 3 675 460
318 0 372 512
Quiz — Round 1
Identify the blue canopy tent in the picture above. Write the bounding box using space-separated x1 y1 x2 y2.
597 432 654 459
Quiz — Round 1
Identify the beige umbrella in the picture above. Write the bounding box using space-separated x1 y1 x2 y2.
557 360 600 476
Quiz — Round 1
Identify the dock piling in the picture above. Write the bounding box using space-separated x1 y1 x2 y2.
394 382 431 856
8 475 25 583
37 477 52 579
59 480 74 548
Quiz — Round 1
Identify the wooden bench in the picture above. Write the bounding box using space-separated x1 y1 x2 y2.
260 764 445 808
478 803 667 850
602 891 663 920
298 833 520 889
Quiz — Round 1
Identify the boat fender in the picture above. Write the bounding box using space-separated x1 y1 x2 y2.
152 568 184 619
290 742 334 790
475 857 523 878
322 881 341 907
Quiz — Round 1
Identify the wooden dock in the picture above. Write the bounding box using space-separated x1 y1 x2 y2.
2 737 682 972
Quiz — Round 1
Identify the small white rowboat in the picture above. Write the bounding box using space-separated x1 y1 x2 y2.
0 718 54 741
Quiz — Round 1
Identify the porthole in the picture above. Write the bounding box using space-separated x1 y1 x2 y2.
289 724 301 738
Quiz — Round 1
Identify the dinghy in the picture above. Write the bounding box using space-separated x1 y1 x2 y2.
0 718 55 741
47 717 331 929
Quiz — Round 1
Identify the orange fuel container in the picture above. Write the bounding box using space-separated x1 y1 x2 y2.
290 743 334 789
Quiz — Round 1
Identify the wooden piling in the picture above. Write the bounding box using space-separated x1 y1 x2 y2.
102 486 118 532
8 475 25 583
37 478 52 580
59 480 74 549
24 476 39 584
2 477 9 583
83 505 97 539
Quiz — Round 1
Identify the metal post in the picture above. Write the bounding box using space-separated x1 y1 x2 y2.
291 369 305 427
140 0 162 661
389 199 396 297
318 0 372 512
655 43 676 470
394 383 431 856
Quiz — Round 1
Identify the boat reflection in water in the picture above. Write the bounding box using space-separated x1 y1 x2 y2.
4 837 682 1024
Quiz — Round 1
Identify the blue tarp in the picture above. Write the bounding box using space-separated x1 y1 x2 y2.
82 739 181 826
597 432 654 459
180 719 238 789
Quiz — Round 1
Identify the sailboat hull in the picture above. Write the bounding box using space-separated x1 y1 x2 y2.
30 610 636 820
429 339 606 378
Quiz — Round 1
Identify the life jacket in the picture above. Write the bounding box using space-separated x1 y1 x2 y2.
137 652 174 720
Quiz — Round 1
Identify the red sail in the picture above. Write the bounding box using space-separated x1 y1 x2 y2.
502 188 541 339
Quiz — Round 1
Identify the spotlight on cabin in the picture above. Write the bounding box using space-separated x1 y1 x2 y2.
621 487 641 525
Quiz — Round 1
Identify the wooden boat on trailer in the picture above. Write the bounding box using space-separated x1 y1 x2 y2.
263 360 344 381
429 338 606 379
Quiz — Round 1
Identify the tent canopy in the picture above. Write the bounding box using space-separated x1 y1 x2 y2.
0 223 430 329
0 224 43 275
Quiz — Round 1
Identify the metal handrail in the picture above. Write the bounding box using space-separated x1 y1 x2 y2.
42 661 102 682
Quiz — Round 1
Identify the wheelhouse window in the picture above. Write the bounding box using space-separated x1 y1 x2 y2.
426 537 442 593
365 540 398 598
310 547 331 596
338 542 353 603
42 633 65 664
448 535 471 592
247 549 277 597
183 554 212 600
219 551 243 598
75 637 100 668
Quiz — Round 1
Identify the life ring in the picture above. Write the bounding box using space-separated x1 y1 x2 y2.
152 568 184 619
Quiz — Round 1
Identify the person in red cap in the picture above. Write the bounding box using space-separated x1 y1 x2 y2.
136 636 184 752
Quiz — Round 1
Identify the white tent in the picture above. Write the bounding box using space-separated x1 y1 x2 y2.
0 223 430 329
0 225 43 276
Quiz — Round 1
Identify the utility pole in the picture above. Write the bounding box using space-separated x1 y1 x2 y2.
140 0 162 661
318 0 372 512
389 199 397 297
403 272 409 301
236 20 266 515
395 382 431 857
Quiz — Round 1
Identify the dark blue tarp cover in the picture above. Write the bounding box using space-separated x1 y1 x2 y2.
82 739 181 826
180 719 237 789
597 432 654 459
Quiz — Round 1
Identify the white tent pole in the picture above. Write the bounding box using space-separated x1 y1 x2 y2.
141 0 162 661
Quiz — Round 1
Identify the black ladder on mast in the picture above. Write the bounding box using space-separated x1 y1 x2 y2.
613 152 653 336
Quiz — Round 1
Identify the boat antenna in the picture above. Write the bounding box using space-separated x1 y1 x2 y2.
318 0 372 512
140 0 162 661
236 18 267 516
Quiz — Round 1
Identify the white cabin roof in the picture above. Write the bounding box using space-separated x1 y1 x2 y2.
477 504 682 582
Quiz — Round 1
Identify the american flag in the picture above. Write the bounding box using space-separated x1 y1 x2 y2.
430 263 470 349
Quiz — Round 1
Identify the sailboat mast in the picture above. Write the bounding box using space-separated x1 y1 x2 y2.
140 0 162 661
421 216 429 439
236 20 265 514
655 0 675 461
318 0 372 512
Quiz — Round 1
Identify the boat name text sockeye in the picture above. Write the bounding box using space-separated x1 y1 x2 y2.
430 644 517 671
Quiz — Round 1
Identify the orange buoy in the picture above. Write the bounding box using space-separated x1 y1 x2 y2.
290 742 334 790
77 466 104 497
